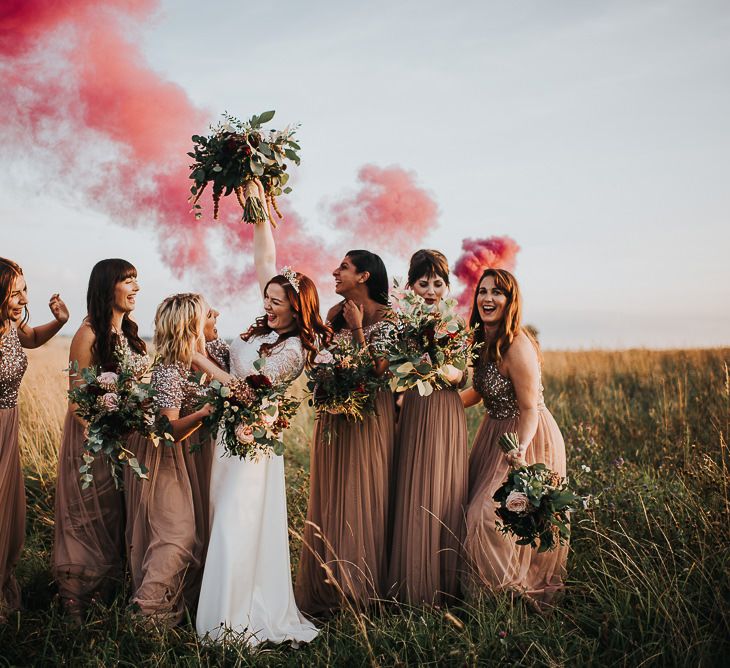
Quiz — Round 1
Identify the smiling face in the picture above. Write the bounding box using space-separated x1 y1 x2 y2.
203 302 220 341
411 273 448 306
264 282 296 333
113 274 139 314
332 256 366 296
7 275 28 323
476 275 509 327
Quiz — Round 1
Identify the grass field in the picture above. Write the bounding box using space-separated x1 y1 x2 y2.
1 340 728 666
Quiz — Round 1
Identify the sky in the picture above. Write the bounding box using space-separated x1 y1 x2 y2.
2 0 729 349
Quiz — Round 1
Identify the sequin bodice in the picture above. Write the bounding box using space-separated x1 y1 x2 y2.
0 327 28 409
116 335 150 378
474 358 545 420
206 338 230 372
332 319 396 356
152 362 206 417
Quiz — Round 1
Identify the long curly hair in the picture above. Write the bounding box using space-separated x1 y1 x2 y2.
243 273 332 368
153 293 206 366
86 259 146 368
469 268 537 363
0 257 28 338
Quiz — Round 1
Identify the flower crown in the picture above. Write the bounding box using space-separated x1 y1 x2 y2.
280 266 300 293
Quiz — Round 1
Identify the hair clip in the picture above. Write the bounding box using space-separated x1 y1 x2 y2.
280 266 300 293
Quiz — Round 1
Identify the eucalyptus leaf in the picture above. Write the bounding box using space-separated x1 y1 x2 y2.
258 110 275 124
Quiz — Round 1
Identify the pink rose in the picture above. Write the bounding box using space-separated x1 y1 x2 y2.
235 423 255 444
314 349 334 365
100 392 120 412
97 371 119 390
505 490 530 514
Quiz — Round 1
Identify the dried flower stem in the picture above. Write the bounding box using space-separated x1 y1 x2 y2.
190 181 207 206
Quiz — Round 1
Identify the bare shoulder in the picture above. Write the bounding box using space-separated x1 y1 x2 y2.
69 322 95 359
504 331 538 371
71 321 95 345
326 302 343 323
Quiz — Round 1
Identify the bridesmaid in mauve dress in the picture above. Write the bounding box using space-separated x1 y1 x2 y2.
295 250 396 617
53 259 148 621
388 250 468 606
0 258 69 621
460 268 567 608
125 293 215 625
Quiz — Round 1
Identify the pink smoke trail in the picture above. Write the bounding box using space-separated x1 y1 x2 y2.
0 2 439 305
328 165 439 256
453 236 521 311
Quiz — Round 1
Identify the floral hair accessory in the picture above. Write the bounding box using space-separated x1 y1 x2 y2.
280 266 300 293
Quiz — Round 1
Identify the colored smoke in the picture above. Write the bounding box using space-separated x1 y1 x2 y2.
329 165 439 256
0 2 439 305
453 236 521 310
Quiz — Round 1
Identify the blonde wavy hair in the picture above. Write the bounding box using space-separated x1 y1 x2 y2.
153 293 206 366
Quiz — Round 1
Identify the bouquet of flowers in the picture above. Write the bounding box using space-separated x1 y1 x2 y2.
68 353 173 490
388 282 475 396
306 338 388 421
200 359 300 460
188 110 300 224
492 432 579 552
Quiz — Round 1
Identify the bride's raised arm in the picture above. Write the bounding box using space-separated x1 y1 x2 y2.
253 179 277 296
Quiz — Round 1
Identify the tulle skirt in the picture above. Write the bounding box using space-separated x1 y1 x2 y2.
124 428 212 625
53 410 125 612
388 388 467 605
295 390 395 616
463 408 568 605
0 406 24 617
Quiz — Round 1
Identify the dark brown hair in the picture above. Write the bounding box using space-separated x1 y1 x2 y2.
243 273 332 367
407 249 450 287
331 249 389 332
469 268 538 363
86 259 146 368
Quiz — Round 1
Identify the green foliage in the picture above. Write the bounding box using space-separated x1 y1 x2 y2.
388 283 476 396
4 348 729 666
493 460 579 552
305 338 390 421
188 111 301 222
67 357 173 490
199 366 300 460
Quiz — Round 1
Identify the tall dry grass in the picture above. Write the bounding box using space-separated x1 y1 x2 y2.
1 343 728 666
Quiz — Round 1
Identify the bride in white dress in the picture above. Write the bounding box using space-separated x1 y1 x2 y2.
194 195 331 645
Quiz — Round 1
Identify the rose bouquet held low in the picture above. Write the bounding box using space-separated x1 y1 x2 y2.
306 338 389 421
68 354 174 490
492 432 579 552
388 282 476 396
188 110 300 224
200 360 300 460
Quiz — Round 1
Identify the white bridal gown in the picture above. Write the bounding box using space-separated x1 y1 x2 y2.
196 332 318 646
